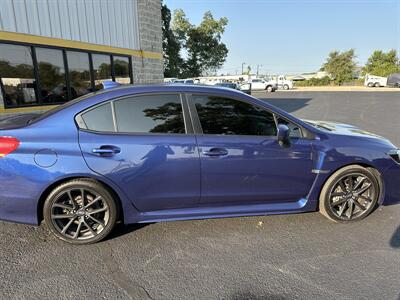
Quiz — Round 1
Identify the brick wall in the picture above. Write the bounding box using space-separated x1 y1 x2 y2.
133 0 164 84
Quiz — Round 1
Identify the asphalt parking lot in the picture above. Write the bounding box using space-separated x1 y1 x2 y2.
1 92 400 300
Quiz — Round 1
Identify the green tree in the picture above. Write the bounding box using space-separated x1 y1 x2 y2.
323 49 357 85
363 50 400 77
161 3 183 78
172 9 228 77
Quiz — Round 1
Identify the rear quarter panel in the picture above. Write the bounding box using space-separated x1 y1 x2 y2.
0 121 90 224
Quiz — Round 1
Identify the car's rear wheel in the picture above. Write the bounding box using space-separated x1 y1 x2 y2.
319 165 380 222
374 82 380 87
266 85 273 92
44 179 117 244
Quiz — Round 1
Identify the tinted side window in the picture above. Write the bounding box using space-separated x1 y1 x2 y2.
193 95 277 136
114 94 185 134
81 103 115 132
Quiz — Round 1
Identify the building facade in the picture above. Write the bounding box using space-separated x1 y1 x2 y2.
0 0 163 117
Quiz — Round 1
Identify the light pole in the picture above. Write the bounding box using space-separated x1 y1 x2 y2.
241 62 246 75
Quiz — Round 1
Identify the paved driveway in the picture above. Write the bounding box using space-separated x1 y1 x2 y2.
1 92 399 300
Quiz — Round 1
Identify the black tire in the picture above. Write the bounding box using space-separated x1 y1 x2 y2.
374 82 380 87
266 86 273 93
367 82 374 87
44 179 117 244
319 165 380 222
283 84 289 90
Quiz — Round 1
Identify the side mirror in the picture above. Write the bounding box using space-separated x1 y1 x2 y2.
277 124 291 147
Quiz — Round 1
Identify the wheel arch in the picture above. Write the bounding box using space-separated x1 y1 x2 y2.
37 175 126 225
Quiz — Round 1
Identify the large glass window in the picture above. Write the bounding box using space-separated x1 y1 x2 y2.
36 48 68 104
0 42 133 109
92 54 112 90
193 95 277 136
81 103 115 132
113 56 130 84
114 94 185 134
0 44 38 107
67 51 92 99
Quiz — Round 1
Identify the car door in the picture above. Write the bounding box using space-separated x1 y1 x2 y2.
77 93 200 212
189 93 315 206
251 79 262 90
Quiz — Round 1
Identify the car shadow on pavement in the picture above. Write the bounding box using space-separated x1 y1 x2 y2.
105 223 152 241
260 98 312 114
390 225 400 248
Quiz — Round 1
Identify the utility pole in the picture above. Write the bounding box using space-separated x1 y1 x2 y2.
241 62 246 75
257 64 263 77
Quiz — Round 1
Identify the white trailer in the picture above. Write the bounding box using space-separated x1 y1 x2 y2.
364 74 387 87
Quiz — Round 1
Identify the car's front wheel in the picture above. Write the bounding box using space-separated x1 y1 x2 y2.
319 165 380 222
44 179 117 244
266 85 274 92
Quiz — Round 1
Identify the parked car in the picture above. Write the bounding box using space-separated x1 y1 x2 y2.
238 82 251 94
364 74 387 87
174 79 195 84
387 73 400 88
0 84 399 244
249 78 277 92
215 82 251 94
215 82 239 89
163 78 177 83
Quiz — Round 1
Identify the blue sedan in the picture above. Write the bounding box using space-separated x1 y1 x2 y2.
0 84 399 244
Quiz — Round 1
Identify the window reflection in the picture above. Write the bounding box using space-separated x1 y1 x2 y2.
0 42 133 108
193 95 277 136
36 48 68 104
114 94 185 134
92 54 112 90
0 44 38 107
67 51 92 99
114 56 131 84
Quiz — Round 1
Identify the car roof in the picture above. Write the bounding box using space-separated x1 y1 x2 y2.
97 83 241 95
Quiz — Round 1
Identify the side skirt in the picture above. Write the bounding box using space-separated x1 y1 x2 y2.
135 198 315 224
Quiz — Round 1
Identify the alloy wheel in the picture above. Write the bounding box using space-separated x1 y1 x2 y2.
50 188 110 241
328 173 377 220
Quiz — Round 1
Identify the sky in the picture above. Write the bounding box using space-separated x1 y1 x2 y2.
164 0 400 76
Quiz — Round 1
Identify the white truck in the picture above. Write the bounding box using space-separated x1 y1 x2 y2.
364 74 387 87
273 75 293 90
249 78 277 92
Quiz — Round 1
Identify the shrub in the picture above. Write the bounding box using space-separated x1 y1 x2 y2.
294 76 332 87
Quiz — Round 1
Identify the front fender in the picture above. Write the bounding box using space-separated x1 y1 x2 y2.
305 138 395 210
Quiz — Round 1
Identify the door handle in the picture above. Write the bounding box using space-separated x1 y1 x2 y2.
202 147 228 157
92 145 121 156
